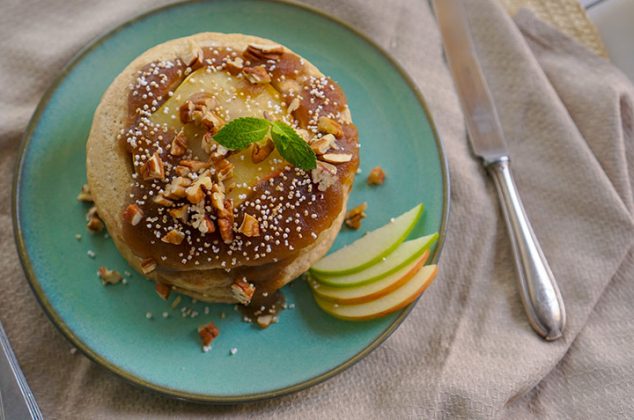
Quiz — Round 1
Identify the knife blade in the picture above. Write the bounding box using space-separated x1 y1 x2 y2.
434 0 508 164
433 0 566 340
0 321 42 420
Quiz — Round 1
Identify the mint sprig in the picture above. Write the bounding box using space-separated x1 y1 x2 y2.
270 121 317 170
213 118 317 170
212 117 271 150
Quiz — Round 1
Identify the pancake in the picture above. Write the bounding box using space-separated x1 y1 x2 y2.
86 33 359 305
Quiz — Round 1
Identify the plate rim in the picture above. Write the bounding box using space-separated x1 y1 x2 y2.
12 0 450 404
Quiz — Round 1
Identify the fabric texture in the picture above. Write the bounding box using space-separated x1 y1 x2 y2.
1 0 632 418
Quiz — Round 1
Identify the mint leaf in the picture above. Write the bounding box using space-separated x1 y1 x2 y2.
270 121 317 170
213 117 270 150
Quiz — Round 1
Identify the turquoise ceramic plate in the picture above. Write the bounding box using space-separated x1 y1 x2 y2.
13 0 448 403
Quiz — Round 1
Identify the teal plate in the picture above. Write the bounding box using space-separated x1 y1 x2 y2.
13 0 448 403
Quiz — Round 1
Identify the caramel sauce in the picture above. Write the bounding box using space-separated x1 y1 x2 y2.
119 44 359 290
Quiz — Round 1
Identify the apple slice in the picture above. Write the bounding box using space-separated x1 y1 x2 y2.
312 233 438 287
310 204 424 276
310 249 430 304
314 264 438 321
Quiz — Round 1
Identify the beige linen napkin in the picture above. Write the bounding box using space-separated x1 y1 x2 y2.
1 0 633 418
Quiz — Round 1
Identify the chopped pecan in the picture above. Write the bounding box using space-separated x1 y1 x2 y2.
185 173 213 204
225 56 244 73
170 129 188 156
86 206 104 232
214 158 234 181
218 218 233 244
344 202 367 230
192 214 215 234
231 278 255 305
77 184 93 202
141 152 165 180
310 134 337 155
168 204 189 223
221 198 234 221
311 161 337 191
181 40 204 68
321 153 352 164
161 229 185 245
211 191 225 213
140 257 157 274
238 213 260 237
198 321 219 352
367 166 386 185
179 100 195 124
199 110 225 133
174 165 191 177
122 204 144 226
286 97 300 114
98 266 122 285
256 314 276 329
155 282 171 300
153 194 175 207
251 139 274 163
242 65 271 84
179 159 211 173
244 43 284 61
201 131 219 154
317 116 344 138
163 176 192 200
188 92 217 110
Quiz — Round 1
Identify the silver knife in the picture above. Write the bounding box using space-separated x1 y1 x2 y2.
433 0 566 340
0 321 43 419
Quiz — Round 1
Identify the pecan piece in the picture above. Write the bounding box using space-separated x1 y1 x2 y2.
310 134 337 155
244 43 284 61
198 321 219 352
98 266 123 285
317 116 344 138
321 153 352 164
344 202 367 230
256 314 276 329
155 282 171 300
140 257 157 274
231 278 255 305
242 65 271 84
192 214 215 234
77 184 93 202
225 56 244 73
179 100 195 124
217 218 233 244
168 204 189 223
179 159 211 173
170 129 188 156
238 213 260 237
214 158 234 181
86 206 104 232
181 40 204 68
122 204 144 226
141 152 165 181
311 161 337 191
367 166 386 185
163 176 192 200
251 139 274 163
153 194 175 207
185 173 213 204
161 229 185 245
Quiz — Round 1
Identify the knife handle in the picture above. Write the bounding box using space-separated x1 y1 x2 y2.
486 157 566 340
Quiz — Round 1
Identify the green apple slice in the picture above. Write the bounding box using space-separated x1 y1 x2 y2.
310 249 430 304
314 264 438 320
312 233 438 287
310 203 424 276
